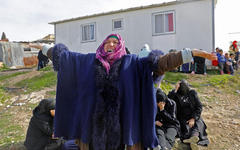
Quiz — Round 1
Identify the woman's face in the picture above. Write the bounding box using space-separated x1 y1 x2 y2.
104 38 119 53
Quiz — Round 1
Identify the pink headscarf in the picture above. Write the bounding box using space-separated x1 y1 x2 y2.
96 34 126 74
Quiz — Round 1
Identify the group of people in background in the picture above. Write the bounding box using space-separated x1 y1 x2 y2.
216 41 240 75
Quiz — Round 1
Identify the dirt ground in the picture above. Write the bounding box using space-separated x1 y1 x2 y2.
199 88 240 149
0 69 240 150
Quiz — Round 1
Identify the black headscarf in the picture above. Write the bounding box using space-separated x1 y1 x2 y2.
156 88 167 103
33 98 56 121
177 80 190 96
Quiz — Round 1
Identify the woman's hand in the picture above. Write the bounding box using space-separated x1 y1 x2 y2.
155 121 163 127
187 118 195 128
205 53 218 61
175 82 180 93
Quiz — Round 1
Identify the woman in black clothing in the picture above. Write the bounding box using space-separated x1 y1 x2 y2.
155 88 180 150
24 98 56 150
168 80 209 149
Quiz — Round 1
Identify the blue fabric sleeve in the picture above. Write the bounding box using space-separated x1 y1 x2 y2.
147 50 164 72
52 44 69 71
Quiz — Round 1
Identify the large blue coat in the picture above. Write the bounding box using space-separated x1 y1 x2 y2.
52 44 159 148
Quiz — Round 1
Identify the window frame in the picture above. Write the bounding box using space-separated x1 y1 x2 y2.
152 10 176 36
112 18 123 31
81 22 96 43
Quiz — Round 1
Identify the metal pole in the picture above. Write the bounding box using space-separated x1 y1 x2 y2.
212 0 215 51
54 24 56 44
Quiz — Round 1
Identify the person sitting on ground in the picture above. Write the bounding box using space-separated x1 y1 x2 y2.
155 88 180 150
24 98 56 150
29 34 216 150
24 98 79 150
168 80 209 150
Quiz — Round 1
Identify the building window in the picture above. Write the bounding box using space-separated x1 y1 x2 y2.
112 19 123 30
152 11 175 35
81 23 96 42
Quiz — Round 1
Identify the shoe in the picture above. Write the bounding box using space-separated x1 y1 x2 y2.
190 143 199 150
183 136 199 144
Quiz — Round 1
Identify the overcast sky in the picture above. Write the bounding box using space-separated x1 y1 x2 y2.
0 0 239 50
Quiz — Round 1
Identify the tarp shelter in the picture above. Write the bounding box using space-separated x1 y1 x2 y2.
0 41 24 67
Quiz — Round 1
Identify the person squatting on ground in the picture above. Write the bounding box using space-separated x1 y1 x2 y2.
154 88 180 150
168 80 209 150
30 33 216 150
24 98 79 150
24 98 56 150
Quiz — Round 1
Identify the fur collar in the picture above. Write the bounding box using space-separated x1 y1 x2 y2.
92 58 123 150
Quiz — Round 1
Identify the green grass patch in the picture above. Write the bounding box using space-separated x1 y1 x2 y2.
0 64 9 71
15 71 57 93
39 65 53 71
190 77 208 88
206 69 220 75
160 81 173 94
153 72 188 93
207 74 233 87
163 72 188 84
190 73 236 88
26 103 39 110
0 72 29 82
46 90 56 96
0 87 9 104
0 114 25 146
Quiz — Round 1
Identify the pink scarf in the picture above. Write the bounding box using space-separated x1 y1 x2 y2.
96 34 126 74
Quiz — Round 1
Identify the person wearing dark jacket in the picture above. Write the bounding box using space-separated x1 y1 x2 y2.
37 50 49 70
168 80 209 150
24 98 56 150
155 88 180 150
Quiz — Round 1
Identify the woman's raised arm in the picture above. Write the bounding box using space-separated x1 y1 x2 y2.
29 44 53 60
151 49 217 76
